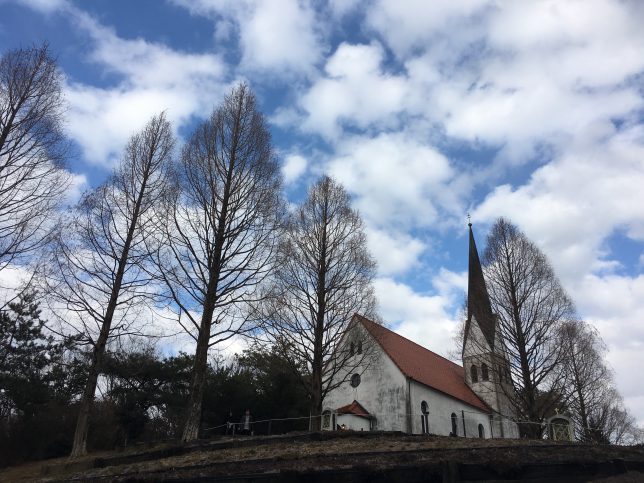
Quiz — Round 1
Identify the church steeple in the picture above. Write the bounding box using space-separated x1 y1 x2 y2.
464 223 496 351
462 223 519 438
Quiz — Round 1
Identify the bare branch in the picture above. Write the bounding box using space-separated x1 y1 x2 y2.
153 83 283 442
259 176 378 430
0 43 71 273
43 112 174 457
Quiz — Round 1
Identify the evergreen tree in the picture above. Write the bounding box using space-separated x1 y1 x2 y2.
0 291 66 420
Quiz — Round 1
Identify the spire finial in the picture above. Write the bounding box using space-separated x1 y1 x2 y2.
467 212 472 227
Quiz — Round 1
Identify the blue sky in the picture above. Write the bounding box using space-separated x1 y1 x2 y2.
1 0 643 424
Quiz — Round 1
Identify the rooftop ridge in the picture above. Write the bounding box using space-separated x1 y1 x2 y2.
356 314 463 371
352 313 489 412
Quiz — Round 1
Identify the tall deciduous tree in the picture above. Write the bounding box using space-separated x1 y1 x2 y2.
559 319 642 444
0 44 70 275
559 319 611 442
261 176 377 430
47 113 174 457
483 218 575 438
156 84 282 442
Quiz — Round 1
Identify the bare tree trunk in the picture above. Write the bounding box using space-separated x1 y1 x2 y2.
260 176 377 426
70 251 133 457
309 198 327 432
45 114 174 458
181 313 213 441
70 351 101 457
155 84 281 443
483 218 575 439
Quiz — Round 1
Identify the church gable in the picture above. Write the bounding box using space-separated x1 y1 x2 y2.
357 315 489 412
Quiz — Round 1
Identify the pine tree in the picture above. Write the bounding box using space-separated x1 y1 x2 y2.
0 291 65 420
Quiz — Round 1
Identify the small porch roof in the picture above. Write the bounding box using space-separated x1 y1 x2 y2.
336 400 372 419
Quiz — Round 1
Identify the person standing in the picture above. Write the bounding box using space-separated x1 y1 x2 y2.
240 409 253 435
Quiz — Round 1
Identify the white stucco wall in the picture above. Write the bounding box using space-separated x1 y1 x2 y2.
324 321 520 438
463 315 520 439
409 380 492 438
463 315 491 360
337 414 371 431
323 328 408 432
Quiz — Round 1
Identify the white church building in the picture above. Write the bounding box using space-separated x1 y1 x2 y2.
322 224 520 439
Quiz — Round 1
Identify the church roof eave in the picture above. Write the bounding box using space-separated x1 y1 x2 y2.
355 314 490 413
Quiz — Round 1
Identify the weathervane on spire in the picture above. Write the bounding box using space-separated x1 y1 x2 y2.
467 212 472 227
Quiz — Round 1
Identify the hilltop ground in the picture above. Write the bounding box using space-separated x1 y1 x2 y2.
2 431 644 482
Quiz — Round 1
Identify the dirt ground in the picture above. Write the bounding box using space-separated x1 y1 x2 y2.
2 431 644 482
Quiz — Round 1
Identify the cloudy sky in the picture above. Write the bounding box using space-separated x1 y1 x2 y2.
1 0 643 424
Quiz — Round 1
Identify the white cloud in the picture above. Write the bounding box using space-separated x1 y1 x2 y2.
9 1 228 168
357 0 644 168
171 0 324 78
328 132 454 229
64 173 88 204
281 154 308 185
375 277 456 358
474 124 644 284
487 1 644 88
375 269 465 360
574 273 644 426
366 0 490 58
365 228 425 276
238 0 322 75
432 268 467 300
300 42 408 139
0 264 33 306
60 8 228 167
12 0 67 14
327 0 363 18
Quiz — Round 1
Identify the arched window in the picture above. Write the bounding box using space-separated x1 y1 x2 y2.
420 401 429 434
481 363 489 381
357 340 362 354
350 373 361 388
470 365 479 383
451 413 458 436
322 410 332 430
478 423 485 438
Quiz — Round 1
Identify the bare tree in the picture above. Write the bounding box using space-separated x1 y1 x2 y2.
558 319 611 441
0 44 70 277
559 319 643 444
260 176 377 430
155 84 282 442
45 113 174 457
591 390 644 445
483 218 575 438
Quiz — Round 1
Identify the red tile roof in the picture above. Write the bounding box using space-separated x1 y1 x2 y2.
355 314 490 412
336 400 372 418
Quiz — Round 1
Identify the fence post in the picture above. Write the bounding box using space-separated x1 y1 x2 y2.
268 420 271 436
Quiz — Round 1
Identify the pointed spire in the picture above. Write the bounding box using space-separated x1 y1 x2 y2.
465 223 496 350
